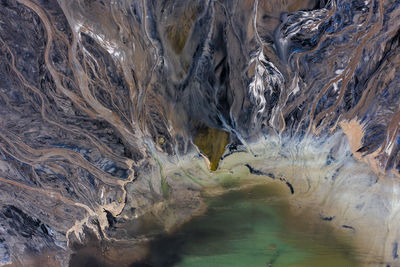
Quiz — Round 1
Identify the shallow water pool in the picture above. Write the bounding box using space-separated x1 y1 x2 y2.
143 183 361 267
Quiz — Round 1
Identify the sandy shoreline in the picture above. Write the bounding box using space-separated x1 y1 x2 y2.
64 129 398 266
152 130 398 266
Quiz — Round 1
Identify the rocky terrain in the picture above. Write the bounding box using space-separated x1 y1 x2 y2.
0 0 399 266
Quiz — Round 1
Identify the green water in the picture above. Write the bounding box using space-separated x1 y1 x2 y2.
146 184 360 267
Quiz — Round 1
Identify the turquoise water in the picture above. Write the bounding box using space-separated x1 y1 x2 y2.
69 183 361 266
145 184 360 267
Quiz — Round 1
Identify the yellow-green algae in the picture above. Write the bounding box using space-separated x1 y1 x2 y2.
193 127 230 171
154 157 170 198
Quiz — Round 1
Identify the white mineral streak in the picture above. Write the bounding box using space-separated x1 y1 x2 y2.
249 0 284 120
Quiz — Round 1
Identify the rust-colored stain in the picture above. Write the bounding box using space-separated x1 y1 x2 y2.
194 127 230 171
166 7 199 54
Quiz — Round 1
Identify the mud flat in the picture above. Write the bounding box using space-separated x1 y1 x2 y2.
70 131 395 266
157 131 397 266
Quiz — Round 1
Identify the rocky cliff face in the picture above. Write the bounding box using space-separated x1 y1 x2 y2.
0 0 399 266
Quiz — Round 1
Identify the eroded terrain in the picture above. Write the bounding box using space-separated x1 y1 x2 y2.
0 0 399 266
